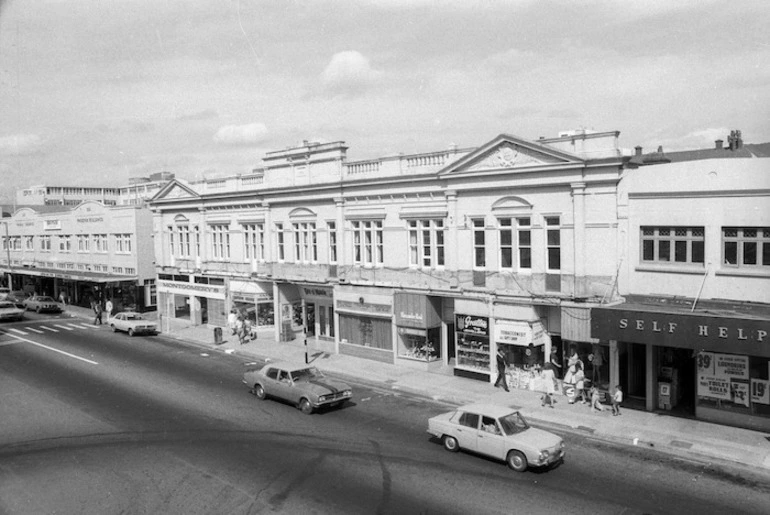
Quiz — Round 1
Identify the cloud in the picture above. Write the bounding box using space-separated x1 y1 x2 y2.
0 134 44 156
320 51 382 96
213 123 269 146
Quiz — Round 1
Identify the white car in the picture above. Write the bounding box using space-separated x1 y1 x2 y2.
427 403 565 472
0 300 25 322
109 312 157 336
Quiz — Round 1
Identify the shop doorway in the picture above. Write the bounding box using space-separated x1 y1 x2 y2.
619 342 647 410
199 297 208 325
658 347 695 417
305 303 316 336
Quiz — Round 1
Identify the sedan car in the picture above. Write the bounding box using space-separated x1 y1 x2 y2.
243 361 352 414
427 403 565 472
22 295 63 313
4 291 29 309
0 300 25 321
109 312 157 336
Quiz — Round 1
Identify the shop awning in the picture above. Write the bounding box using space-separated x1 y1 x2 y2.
591 297 770 357
0 265 137 284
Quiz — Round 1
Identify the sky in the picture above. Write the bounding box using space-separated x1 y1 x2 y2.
0 0 768 203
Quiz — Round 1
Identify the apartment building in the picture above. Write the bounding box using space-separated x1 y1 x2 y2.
149 130 626 393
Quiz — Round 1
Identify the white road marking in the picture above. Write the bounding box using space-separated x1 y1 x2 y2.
67 323 88 329
8 328 29 335
41 326 58 332
53 324 74 331
26 327 45 334
10 333 98 365
76 324 97 329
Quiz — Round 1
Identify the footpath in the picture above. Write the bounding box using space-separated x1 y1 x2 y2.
64 306 770 477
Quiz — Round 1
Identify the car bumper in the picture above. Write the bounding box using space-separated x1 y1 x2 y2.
535 448 565 467
314 392 352 407
0 314 23 320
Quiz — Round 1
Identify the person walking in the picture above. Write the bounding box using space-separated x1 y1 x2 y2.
573 362 586 405
228 309 238 335
541 362 557 408
494 348 510 392
93 301 103 325
612 385 623 416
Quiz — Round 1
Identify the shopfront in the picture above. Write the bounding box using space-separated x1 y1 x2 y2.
394 292 442 370
157 277 226 327
300 285 335 353
495 319 548 391
230 279 274 328
454 312 491 381
592 300 770 431
336 287 394 363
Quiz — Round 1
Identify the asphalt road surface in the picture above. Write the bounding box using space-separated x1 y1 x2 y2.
1 315 769 514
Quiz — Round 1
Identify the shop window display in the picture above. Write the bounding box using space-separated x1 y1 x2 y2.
398 327 441 362
500 343 549 391
696 352 770 417
456 334 489 371
560 341 610 392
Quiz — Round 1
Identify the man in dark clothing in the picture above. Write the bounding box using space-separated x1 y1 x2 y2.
494 348 510 392
93 302 103 325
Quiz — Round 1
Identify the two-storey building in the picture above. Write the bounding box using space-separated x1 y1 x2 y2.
150 130 625 391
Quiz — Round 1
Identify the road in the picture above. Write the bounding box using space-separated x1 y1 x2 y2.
1 314 769 514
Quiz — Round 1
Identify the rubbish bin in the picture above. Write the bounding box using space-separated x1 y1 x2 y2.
214 326 223 345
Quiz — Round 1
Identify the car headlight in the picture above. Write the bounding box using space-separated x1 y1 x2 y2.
560 441 565 450
342 390 352 397
319 395 329 402
538 450 550 462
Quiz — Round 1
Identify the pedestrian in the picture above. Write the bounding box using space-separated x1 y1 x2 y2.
494 347 510 392
93 302 103 325
612 385 623 416
105 299 113 317
550 349 563 390
590 385 604 412
228 309 238 335
241 318 253 345
541 362 557 408
59 291 66 305
572 361 586 405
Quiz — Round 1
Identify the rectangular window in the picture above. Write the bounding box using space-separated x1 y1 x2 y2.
351 220 384 266
276 223 285 261
93 234 108 253
59 235 72 253
178 226 190 257
545 216 560 271
408 219 445 268
194 225 201 258
291 222 317 263
723 227 770 268
328 221 338 263
77 235 89 252
243 223 260 261
518 217 532 269
472 218 486 268
41 235 51 251
499 218 513 269
210 224 230 260
114 234 132 254
168 226 175 257
25 236 34 251
641 226 705 265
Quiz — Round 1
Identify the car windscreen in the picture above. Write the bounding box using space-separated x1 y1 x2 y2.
0 302 15 308
125 314 144 320
291 367 323 382
37 297 56 302
498 412 530 436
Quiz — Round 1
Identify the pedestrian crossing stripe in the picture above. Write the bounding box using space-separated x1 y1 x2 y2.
53 325 74 331
67 323 89 329
26 327 44 334
8 328 28 335
41 326 59 332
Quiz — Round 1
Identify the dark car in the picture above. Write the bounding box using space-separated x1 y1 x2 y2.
243 361 352 414
4 291 29 309
22 295 63 313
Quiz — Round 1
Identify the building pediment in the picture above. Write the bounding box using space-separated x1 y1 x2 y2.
439 133 583 176
151 180 200 202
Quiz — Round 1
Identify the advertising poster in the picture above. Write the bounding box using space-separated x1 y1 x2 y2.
714 354 749 380
751 379 770 405
730 380 750 408
698 376 731 401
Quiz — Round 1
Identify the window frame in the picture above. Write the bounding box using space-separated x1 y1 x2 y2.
407 218 445 269
641 226 705 265
722 227 770 268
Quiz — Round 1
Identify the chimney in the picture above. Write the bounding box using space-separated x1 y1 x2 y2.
715 139 723 150
657 145 663 153
634 145 643 156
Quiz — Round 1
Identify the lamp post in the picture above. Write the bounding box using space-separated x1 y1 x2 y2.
2 220 11 290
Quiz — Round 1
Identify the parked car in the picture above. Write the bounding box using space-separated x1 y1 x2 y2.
243 361 352 414
109 312 157 336
427 403 565 472
4 291 30 309
22 295 63 313
0 300 25 321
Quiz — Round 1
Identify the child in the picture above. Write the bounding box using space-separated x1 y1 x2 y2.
541 392 556 408
590 385 604 412
612 385 623 416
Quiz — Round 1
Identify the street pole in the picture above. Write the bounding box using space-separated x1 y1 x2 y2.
3 221 11 290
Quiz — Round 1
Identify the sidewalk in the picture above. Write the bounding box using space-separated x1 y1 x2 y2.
64 306 770 475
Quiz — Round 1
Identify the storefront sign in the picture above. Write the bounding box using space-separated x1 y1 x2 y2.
495 321 531 346
751 379 770 405
302 287 332 298
592 308 770 356
157 279 225 299
394 293 440 329
456 314 489 337
336 299 391 317
76 217 104 223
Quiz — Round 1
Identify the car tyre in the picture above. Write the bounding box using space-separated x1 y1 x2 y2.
442 435 460 453
128 328 134 337
507 450 528 472
111 325 118 332
36 307 41 313
299 397 313 415
254 384 266 400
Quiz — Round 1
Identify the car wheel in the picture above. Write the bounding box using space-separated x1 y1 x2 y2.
298 398 313 415
128 328 134 337
507 450 528 472
111 325 118 332
254 384 266 400
442 435 460 453
36 307 41 313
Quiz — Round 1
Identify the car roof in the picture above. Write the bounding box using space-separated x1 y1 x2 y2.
456 403 519 418
263 361 316 373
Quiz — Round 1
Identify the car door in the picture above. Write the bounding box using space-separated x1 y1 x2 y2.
454 411 480 451
476 415 506 460
272 369 294 402
263 367 281 397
